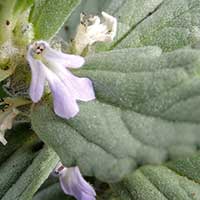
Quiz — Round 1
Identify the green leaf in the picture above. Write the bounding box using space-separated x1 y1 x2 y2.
111 153 200 200
0 68 14 82
33 183 74 200
0 0 34 44
13 0 34 15
0 124 59 200
2 146 59 200
95 0 200 52
105 0 163 46
31 47 200 182
0 0 18 43
0 123 35 165
29 0 80 40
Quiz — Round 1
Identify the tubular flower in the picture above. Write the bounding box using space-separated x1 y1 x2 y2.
54 162 96 200
27 41 95 119
74 11 117 54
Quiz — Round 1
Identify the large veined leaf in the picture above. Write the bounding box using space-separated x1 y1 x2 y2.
97 0 200 52
0 124 59 200
111 153 200 200
58 0 164 48
31 47 200 182
29 0 80 40
101 0 163 49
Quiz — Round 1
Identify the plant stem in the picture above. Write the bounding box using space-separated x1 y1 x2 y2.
0 0 18 44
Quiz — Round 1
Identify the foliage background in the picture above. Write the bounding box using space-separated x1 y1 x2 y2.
1 0 200 199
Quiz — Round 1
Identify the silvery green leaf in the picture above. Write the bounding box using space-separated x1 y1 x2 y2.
0 124 59 200
31 47 200 182
29 0 80 40
95 0 200 52
111 153 200 200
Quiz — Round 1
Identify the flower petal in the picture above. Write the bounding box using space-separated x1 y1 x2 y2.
44 44 85 68
102 11 117 41
52 64 95 102
27 49 46 102
60 167 96 200
44 66 79 119
0 131 7 145
27 41 95 119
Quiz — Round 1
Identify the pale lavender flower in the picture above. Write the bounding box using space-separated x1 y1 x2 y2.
27 41 95 119
54 162 96 200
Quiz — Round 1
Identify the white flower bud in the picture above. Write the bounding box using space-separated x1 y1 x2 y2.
0 107 19 145
0 97 29 145
74 11 117 54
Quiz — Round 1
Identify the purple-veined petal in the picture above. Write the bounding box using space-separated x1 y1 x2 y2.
43 43 85 68
27 49 46 102
52 63 95 102
43 66 79 119
60 167 96 200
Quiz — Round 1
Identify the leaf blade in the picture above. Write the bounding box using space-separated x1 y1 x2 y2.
31 47 200 182
111 153 200 200
29 0 80 40
0 124 59 200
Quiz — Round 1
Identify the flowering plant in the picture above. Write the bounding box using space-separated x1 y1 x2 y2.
1 0 200 200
